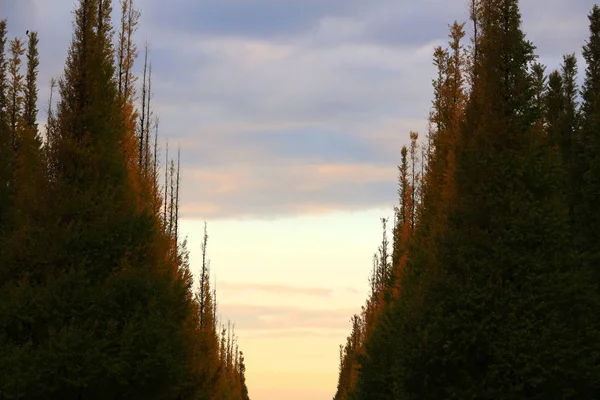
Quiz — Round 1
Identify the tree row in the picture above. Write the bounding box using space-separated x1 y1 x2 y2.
335 1 600 398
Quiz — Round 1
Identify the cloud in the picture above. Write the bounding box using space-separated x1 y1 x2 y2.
0 0 37 28
5 0 599 221
142 0 389 40
178 162 398 220
172 117 429 220
218 282 361 298
218 304 357 331
219 282 333 297
149 35 437 125
242 328 348 340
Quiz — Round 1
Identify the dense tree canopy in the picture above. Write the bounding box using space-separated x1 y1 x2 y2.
335 1 600 399
0 1 250 399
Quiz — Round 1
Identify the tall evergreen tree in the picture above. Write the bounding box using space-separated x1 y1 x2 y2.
391 146 410 275
116 0 139 106
0 20 11 233
0 35 32 280
356 21 468 400
0 20 7 121
23 31 39 133
238 352 250 400
4 29 44 267
546 54 579 220
579 5 600 282
407 0 599 397
0 5 253 400
7 38 24 148
335 4 600 400
351 2 600 399
0 1 198 398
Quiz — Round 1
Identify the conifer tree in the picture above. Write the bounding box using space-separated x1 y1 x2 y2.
239 352 250 400
546 71 565 146
0 35 34 278
355 21 469 400
0 24 49 399
391 146 410 274
0 20 11 233
408 131 419 229
5 29 44 264
0 1 199 398
347 3 600 400
23 31 38 133
0 5 253 400
546 54 580 220
117 0 139 105
0 21 7 121
139 44 148 169
7 38 24 149
199 222 210 328
404 1 599 397
578 5 600 279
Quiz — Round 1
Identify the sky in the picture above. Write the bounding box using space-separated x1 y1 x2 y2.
1 0 598 398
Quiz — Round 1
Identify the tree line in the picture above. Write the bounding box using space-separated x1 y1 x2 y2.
0 0 250 399
334 1 600 398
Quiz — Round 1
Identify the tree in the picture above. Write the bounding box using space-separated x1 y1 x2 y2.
199 222 211 328
391 146 410 275
546 54 579 220
7 37 24 148
0 1 198 398
0 20 12 234
138 43 149 170
409 0 599 397
5 29 44 265
0 4 253 400
353 21 467 400
408 131 419 230
578 5 600 282
116 0 139 106
349 2 600 399
238 352 250 400
23 31 39 133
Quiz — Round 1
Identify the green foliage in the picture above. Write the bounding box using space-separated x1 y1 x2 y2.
546 55 580 224
0 2 251 400
23 31 39 133
337 2 600 399
578 5 600 279
0 19 11 233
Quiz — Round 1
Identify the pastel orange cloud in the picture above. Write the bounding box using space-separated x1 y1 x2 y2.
218 304 357 331
219 282 333 297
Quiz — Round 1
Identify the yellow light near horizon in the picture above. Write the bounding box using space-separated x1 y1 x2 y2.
178 207 393 400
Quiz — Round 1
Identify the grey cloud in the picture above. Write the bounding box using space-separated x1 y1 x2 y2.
146 36 437 144
5 0 600 222
178 163 398 220
177 129 394 168
1 0 76 122
143 0 389 40
521 0 596 59
359 0 464 48
140 0 473 50
0 0 36 29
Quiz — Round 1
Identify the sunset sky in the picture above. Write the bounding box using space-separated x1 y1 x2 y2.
2 0 597 398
